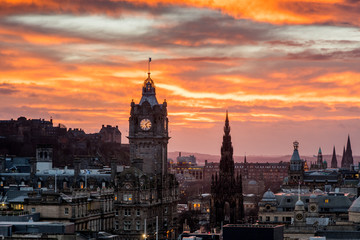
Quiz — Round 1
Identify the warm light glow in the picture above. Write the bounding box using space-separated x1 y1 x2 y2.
1 0 360 155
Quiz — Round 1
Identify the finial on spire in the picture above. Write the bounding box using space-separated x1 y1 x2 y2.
293 141 299 150
148 57 152 76
224 110 230 134
298 182 301 201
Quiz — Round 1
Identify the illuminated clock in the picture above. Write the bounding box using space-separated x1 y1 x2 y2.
296 213 303 220
140 119 152 131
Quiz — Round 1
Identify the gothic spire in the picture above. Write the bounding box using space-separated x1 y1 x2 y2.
224 110 230 135
341 146 346 168
331 146 337 168
219 111 234 177
345 134 354 168
346 134 352 154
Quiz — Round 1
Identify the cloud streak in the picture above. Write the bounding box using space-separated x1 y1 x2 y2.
1 1 360 155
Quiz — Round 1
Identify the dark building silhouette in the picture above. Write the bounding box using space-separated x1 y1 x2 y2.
0 116 129 168
342 135 354 169
210 112 244 228
99 125 121 144
331 146 338 168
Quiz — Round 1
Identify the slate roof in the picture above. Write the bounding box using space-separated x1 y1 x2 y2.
290 149 301 161
272 192 352 213
349 196 360 212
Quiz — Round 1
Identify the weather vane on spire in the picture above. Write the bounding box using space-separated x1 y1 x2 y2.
148 57 152 76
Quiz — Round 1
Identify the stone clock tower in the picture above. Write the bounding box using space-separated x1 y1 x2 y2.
128 72 169 176
114 65 178 240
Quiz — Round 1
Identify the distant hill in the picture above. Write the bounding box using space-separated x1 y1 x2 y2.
169 151 360 166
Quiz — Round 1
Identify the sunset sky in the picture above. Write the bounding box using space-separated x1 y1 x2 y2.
1 0 360 157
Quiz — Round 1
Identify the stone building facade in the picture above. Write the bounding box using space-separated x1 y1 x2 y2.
24 188 115 232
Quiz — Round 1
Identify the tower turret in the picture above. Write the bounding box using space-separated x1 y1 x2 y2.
288 141 304 185
317 147 323 165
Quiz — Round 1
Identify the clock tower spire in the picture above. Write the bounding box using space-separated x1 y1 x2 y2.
128 59 169 175
140 58 158 107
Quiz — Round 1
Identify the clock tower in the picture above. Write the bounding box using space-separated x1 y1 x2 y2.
128 72 169 175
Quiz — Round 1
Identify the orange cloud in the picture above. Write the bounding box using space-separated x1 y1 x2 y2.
1 0 359 26
1 0 360 154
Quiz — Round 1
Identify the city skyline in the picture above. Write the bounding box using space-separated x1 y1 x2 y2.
1 1 360 155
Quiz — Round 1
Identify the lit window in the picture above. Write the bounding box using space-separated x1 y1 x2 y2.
325 199 329 203
80 182 84 189
38 182 41 188
123 194 133 202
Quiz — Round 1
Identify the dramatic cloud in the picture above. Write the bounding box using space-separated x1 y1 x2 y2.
1 1 360 155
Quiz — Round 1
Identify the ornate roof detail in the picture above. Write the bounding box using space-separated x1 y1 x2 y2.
139 73 159 107
291 141 301 161
262 189 276 201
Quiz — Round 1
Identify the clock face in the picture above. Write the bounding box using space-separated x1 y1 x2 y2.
310 205 316 212
140 118 152 131
296 213 303 220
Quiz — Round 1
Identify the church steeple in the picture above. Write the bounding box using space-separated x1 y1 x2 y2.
343 135 354 169
346 135 353 155
331 146 337 168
